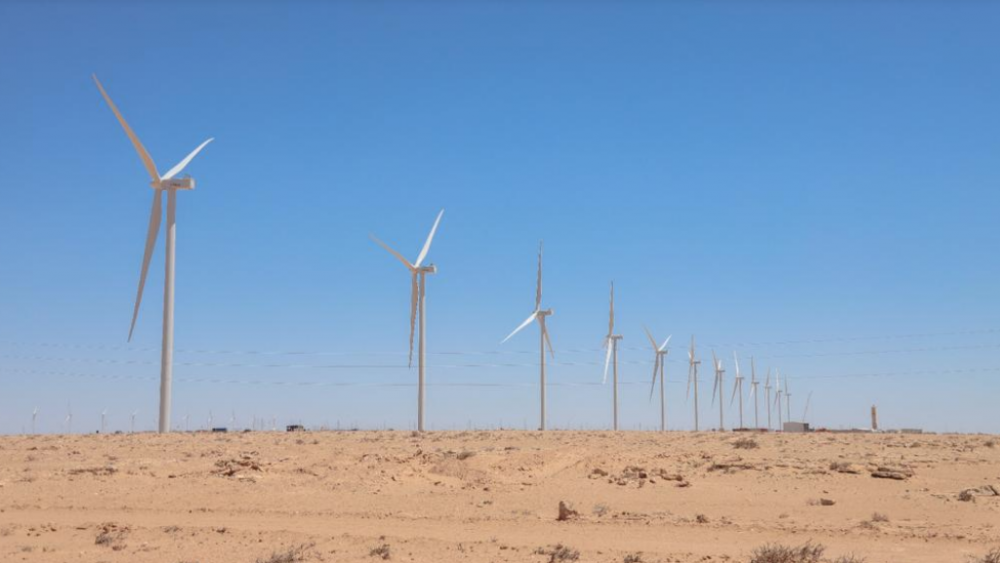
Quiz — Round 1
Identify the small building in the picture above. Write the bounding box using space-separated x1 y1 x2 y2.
211 427 227 433
286 424 306 432
783 421 811 433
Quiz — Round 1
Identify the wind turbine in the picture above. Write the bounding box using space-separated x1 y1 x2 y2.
802 391 813 423
500 241 554 431
710 351 725 431
371 210 444 432
643 327 672 432
101 409 108 433
65 405 73 434
764 368 773 430
687 336 701 431
784 378 792 422
731 352 745 430
208 410 213 430
93 75 214 434
130 410 137 434
32 407 38 435
749 357 760 429
601 282 623 431
774 370 784 430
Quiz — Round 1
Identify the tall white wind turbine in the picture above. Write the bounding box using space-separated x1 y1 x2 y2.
802 391 813 423
764 368 773 430
749 357 759 429
101 409 108 433
602 282 624 430
643 327 672 432
65 404 73 434
32 407 38 435
710 351 725 431
93 75 214 434
731 352 745 429
130 410 138 434
774 370 784 429
687 336 701 431
784 378 792 422
371 209 444 432
501 242 554 430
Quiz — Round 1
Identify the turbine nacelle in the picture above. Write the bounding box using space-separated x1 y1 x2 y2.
155 177 195 190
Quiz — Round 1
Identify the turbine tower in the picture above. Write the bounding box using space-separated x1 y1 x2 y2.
371 209 444 432
643 327 672 432
32 407 38 435
764 368 773 430
731 352 745 430
500 241 554 430
749 357 760 429
130 410 137 434
65 404 73 434
710 351 725 431
602 282 623 431
93 75 214 434
784 378 792 422
802 391 813 423
774 370 784 430
687 336 701 431
101 409 108 433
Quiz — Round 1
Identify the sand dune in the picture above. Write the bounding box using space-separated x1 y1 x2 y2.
1 431 998 562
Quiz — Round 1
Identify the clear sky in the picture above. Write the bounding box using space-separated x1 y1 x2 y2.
1 1 998 434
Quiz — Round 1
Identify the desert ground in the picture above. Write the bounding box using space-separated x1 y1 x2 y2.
0 430 998 563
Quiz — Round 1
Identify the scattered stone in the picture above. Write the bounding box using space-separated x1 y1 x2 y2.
871 466 914 480
557 501 579 521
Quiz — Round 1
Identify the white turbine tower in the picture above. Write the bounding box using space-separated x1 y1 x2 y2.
764 368 773 430
101 409 108 433
93 75 213 434
130 410 138 434
643 327 671 432
208 410 213 430
731 352 745 430
774 370 784 430
784 378 792 423
710 351 725 431
601 282 623 431
802 391 813 423
749 357 760 429
500 242 554 431
687 336 701 431
32 407 38 435
65 405 73 434
371 210 444 433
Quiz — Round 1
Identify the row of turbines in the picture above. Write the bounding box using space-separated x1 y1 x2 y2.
90 74 810 434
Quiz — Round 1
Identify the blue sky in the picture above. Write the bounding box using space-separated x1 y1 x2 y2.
1 1 998 434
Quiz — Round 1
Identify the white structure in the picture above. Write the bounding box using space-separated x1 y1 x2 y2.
643 327 672 432
501 242 554 430
749 357 760 429
731 352 745 429
93 75 213 433
711 351 725 431
687 336 701 431
765 368 773 430
774 370 784 429
370 209 444 432
602 282 624 431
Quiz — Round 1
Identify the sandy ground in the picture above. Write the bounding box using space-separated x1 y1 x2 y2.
0 430 998 563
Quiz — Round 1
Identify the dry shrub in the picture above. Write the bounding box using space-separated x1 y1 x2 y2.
832 557 867 563
733 437 760 450
971 548 1000 563
369 543 391 560
623 553 644 563
695 514 710 524
870 512 889 523
750 542 824 563
959 490 976 502
255 543 314 563
456 450 475 460
535 544 580 562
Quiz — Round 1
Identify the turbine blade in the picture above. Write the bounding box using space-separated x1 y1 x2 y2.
408 273 417 368
161 138 214 180
602 338 613 384
733 351 740 377
730 378 739 407
686 365 693 400
608 281 615 336
649 356 659 402
371 234 414 270
501 311 538 344
535 241 543 310
659 334 672 352
643 325 658 350
541 318 555 358
711 372 719 405
92 74 160 182
127 189 163 341
414 209 444 268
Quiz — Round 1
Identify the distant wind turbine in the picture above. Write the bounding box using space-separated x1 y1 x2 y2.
500 241 554 431
784 378 792 422
749 357 760 429
774 370 784 430
731 352 745 429
371 210 444 432
32 407 38 435
602 282 623 431
764 368 773 430
65 404 73 434
130 410 137 434
711 351 725 431
101 409 108 433
93 74 213 434
802 391 813 423
643 327 672 432
687 336 701 431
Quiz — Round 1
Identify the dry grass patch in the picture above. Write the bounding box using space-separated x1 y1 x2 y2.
733 437 760 450
255 543 314 563
750 542 824 563
535 544 580 562
970 548 1000 563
